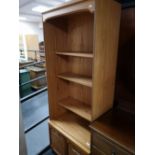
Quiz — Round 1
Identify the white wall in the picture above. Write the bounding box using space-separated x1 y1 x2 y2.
19 21 44 60
19 21 43 42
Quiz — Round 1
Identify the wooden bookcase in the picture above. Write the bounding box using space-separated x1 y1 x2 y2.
42 0 121 154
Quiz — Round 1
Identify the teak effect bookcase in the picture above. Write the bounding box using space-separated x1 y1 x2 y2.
42 0 121 154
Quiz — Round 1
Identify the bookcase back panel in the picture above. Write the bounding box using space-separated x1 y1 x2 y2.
57 79 70 101
57 56 93 77
57 79 92 106
69 82 92 106
46 11 94 53
67 12 94 52
47 18 68 51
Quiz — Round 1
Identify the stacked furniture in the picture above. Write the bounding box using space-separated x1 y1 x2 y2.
42 0 121 154
27 66 46 90
90 5 135 155
19 69 32 97
90 109 135 155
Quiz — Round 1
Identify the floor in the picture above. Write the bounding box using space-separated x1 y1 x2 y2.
25 120 49 155
40 148 56 155
22 91 49 130
21 91 55 155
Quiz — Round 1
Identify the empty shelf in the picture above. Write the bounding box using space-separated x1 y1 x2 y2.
59 97 91 121
56 52 93 58
57 73 92 87
49 113 91 154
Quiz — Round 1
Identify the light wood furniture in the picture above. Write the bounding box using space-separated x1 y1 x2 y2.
25 35 40 60
50 127 67 155
27 66 46 89
49 113 90 154
90 109 135 155
42 0 121 154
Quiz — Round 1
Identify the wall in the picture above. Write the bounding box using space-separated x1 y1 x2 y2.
19 21 44 60
19 21 43 42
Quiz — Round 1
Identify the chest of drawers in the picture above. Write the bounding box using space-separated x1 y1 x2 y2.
90 109 135 155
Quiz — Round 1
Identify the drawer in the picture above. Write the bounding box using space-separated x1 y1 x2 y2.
69 143 88 155
92 145 106 155
92 132 131 155
51 128 67 155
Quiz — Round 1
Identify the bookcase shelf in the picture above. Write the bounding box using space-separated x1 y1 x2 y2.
58 97 91 121
57 73 92 87
56 52 93 58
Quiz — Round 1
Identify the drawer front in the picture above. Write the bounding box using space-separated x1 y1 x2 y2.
92 145 106 155
69 143 88 155
92 132 131 155
51 128 67 155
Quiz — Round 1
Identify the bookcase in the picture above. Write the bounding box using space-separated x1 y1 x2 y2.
42 0 121 154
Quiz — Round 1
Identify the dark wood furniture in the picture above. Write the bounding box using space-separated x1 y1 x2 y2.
90 109 135 155
90 5 135 155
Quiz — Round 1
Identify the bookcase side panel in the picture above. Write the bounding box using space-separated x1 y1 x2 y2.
92 0 121 120
43 22 67 119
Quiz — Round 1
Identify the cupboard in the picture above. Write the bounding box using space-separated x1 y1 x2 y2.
42 0 121 154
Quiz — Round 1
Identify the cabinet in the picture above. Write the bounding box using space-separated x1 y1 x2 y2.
90 109 135 155
42 0 121 154
90 6 135 155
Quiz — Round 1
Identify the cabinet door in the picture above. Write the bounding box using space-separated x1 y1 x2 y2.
69 143 88 155
92 132 132 155
51 128 67 155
